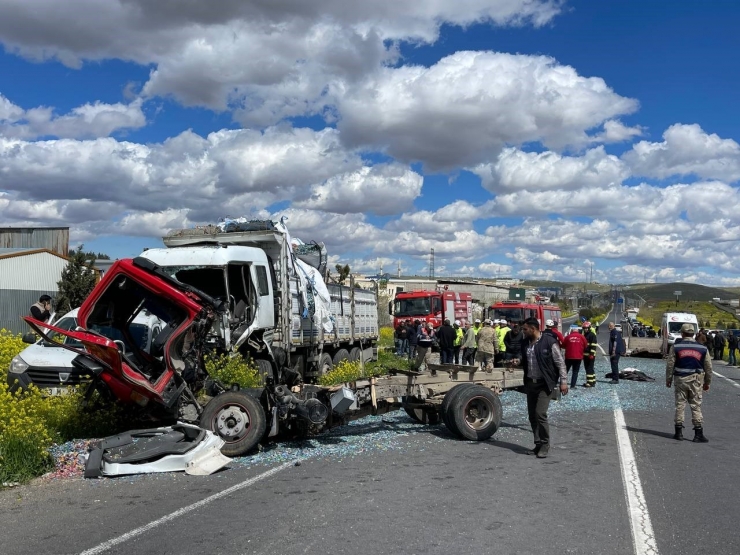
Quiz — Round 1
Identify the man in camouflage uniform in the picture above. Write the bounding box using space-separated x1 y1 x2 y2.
475 319 499 372
666 323 712 442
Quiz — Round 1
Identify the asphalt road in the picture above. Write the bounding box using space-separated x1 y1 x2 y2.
2 303 739 555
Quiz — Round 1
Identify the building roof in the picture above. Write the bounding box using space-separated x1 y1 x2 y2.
0 248 70 261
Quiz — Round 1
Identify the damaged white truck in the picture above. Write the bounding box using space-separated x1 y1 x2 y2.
25 220 524 476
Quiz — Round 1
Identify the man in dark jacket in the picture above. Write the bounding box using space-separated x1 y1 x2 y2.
511 317 568 459
406 320 420 360
503 324 523 361
437 319 456 364
30 295 53 323
395 320 408 356
608 322 626 384
713 332 726 361
728 332 738 366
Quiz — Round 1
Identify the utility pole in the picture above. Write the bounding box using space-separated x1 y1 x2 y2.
429 248 435 279
590 264 593 284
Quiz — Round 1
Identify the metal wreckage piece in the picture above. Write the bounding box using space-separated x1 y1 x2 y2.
84 422 232 478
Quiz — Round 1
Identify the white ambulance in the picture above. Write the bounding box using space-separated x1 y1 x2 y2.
661 312 699 355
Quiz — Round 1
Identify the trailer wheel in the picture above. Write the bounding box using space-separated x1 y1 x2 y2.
333 349 350 365
318 353 333 375
448 386 502 441
440 383 477 436
200 391 266 457
403 397 440 425
348 347 362 362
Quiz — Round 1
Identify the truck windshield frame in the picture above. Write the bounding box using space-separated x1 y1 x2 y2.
493 308 525 323
394 297 432 317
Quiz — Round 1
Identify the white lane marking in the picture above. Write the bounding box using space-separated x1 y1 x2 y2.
79 462 294 555
713 371 740 389
613 391 659 555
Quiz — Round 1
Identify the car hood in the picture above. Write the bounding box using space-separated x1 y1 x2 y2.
15 342 79 368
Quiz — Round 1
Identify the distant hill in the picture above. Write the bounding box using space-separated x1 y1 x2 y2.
624 282 739 302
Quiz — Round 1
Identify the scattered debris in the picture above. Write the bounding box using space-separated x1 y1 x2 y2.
84 423 231 478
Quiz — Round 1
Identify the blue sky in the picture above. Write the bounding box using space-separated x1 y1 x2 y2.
1 0 740 285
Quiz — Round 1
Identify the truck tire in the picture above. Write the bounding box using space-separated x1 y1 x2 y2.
403 397 440 425
255 359 273 385
333 349 350 365
448 385 503 441
348 347 362 362
440 383 477 436
200 391 267 457
318 352 333 375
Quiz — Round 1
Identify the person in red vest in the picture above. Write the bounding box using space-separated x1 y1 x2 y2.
563 327 589 388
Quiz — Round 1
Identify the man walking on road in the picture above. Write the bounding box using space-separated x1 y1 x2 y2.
666 323 712 442
581 322 598 388
608 322 625 384
511 317 568 459
564 326 588 388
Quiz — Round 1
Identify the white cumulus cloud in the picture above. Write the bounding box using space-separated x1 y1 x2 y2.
623 123 740 182
0 93 146 139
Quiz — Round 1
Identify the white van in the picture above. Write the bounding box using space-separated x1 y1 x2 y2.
661 312 699 354
7 308 164 392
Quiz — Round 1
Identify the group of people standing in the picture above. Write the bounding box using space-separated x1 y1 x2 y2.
394 317 527 372
695 328 739 364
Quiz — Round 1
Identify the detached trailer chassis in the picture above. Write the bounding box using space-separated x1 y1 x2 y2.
320 364 525 441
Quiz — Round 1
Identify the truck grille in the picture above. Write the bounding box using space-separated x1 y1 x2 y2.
25 367 91 387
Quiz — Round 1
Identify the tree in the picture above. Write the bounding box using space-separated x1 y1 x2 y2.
717 320 725 329
579 307 594 321
69 249 110 261
335 264 351 284
56 246 98 314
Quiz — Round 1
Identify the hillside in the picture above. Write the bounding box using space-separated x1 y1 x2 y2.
623 282 738 302
635 300 739 329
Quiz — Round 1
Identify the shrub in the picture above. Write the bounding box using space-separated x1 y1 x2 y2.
0 329 128 483
205 353 262 388
318 359 364 385
379 327 395 348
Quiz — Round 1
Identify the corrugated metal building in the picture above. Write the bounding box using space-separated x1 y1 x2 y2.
0 227 69 256
0 248 70 334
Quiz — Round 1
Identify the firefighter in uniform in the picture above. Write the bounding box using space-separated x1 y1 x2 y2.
582 321 598 388
666 323 712 442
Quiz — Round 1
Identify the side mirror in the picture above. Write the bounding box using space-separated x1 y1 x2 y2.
388 301 393 315
22 332 37 344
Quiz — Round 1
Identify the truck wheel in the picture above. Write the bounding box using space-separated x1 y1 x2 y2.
403 397 440 425
440 383 477 436
348 347 362 362
255 359 273 385
200 391 267 457
448 385 502 441
318 352 333 375
333 349 350 365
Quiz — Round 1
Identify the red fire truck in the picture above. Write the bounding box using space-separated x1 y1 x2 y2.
488 300 562 332
392 290 472 329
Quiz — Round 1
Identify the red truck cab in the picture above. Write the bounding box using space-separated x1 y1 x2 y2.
392 290 472 329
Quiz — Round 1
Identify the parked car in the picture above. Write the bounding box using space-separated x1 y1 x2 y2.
7 308 164 392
